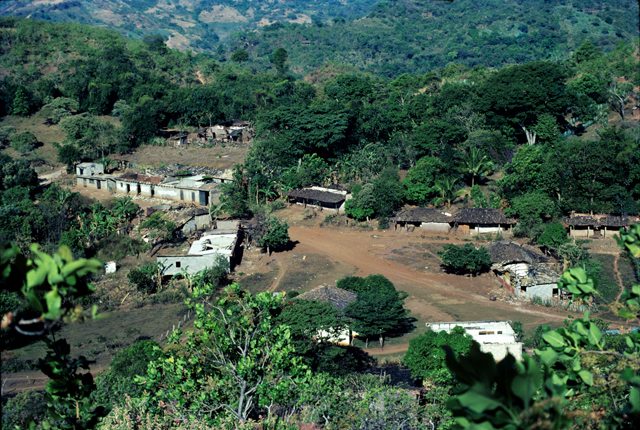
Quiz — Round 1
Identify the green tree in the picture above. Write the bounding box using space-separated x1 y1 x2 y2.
433 176 465 209
231 49 249 63
437 244 492 276
256 216 290 255
272 47 289 74
403 156 445 205
12 87 30 116
57 144 82 173
537 223 569 254
507 191 558 239
404 326 474 386
9 131 38 155
460 147 493 187
140 285 307 425
344 275 411 348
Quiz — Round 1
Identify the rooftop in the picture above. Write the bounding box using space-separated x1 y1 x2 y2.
286 187 348 204
454 208 515 225
118 173 164 185
394 208 453 223
295 284 357 311
486 241 548 265
564 213 634 228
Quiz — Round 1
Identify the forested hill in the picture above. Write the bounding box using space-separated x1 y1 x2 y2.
1 0 637 79
0 0 379 50
229 0 640 77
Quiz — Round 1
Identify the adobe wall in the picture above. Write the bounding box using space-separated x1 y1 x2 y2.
421 222 451 232
480 342 523 361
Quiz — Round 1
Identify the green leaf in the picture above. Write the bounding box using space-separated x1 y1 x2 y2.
578 369 594 386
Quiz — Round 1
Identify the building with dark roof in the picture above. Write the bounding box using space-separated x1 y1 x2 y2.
286 187 349 212
564 213 635 239
454 208 515 236
485 241 562 299
393 208 453 232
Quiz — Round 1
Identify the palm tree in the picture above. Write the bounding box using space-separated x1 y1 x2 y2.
460 147 494 187
433 176 466 209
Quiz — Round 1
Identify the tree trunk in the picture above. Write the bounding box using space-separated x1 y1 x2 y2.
379 334 384 349
521 125 537 145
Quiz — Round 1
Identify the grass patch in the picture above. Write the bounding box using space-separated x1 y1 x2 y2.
237 267 279 294
591 254 621 303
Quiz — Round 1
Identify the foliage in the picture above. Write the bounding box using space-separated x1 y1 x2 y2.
438 244 492 276
404 326 474 386
139 211 174 240
57 144 82 173
9 131 38 155
537 223 570 251
0 243 108 429
344 275 412 347
127 261 163 294
2 389 47 429
140 284 308 425
255 216 290 254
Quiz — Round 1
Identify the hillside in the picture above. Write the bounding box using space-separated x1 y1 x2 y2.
1 0 637 78
228 0 640 77
0 0 379 50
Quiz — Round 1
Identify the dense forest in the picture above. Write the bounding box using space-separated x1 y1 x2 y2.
1 8 640 430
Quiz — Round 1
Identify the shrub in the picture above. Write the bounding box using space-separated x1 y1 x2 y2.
437 243 492 275
2 389 47 428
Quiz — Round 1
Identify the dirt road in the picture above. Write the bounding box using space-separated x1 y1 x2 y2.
286 225 567 322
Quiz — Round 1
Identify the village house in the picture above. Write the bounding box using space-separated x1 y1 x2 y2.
426 320 523 361
286 186 350 212
75 162 118 192
108 164 233 207
145 205 212 237
393 208 453 232
564 213 634 239
486 241 563 300
454 208 515 235
295 284 358 345
195 120 250 144
157 220 240 276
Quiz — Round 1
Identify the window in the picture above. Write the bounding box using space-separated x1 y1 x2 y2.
175 262 181 268
192 192 195 202
89 179 94 184
478 331 495 335
498 331 503 334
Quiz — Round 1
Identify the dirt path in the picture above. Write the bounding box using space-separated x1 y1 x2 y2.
613 254 626 303
37 168 65 185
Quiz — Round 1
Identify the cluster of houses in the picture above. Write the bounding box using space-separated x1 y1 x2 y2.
75 162 233 207
172 120 251 146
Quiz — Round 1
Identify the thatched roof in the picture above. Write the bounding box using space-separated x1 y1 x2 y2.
486 241 548 265
564 215 630 228
454 208 514 225
286 188 346 204
395 208 453 223
295 284 357 311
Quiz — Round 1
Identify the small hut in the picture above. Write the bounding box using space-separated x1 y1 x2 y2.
286 186 348 212
564 214 630 239
454 208 515 235
394 208 453 232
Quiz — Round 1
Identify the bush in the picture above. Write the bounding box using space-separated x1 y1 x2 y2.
94 234 148 263
127 262 162 294
437 243 492 275
2 389 47 428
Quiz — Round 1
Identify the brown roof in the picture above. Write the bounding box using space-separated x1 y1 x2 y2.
118 173 164 185
395 208 453 223
295 284 357 311
454 208 514 225
286 188 346 204
486 241 548 265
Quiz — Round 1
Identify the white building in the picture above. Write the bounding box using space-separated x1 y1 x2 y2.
425 320 523 361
